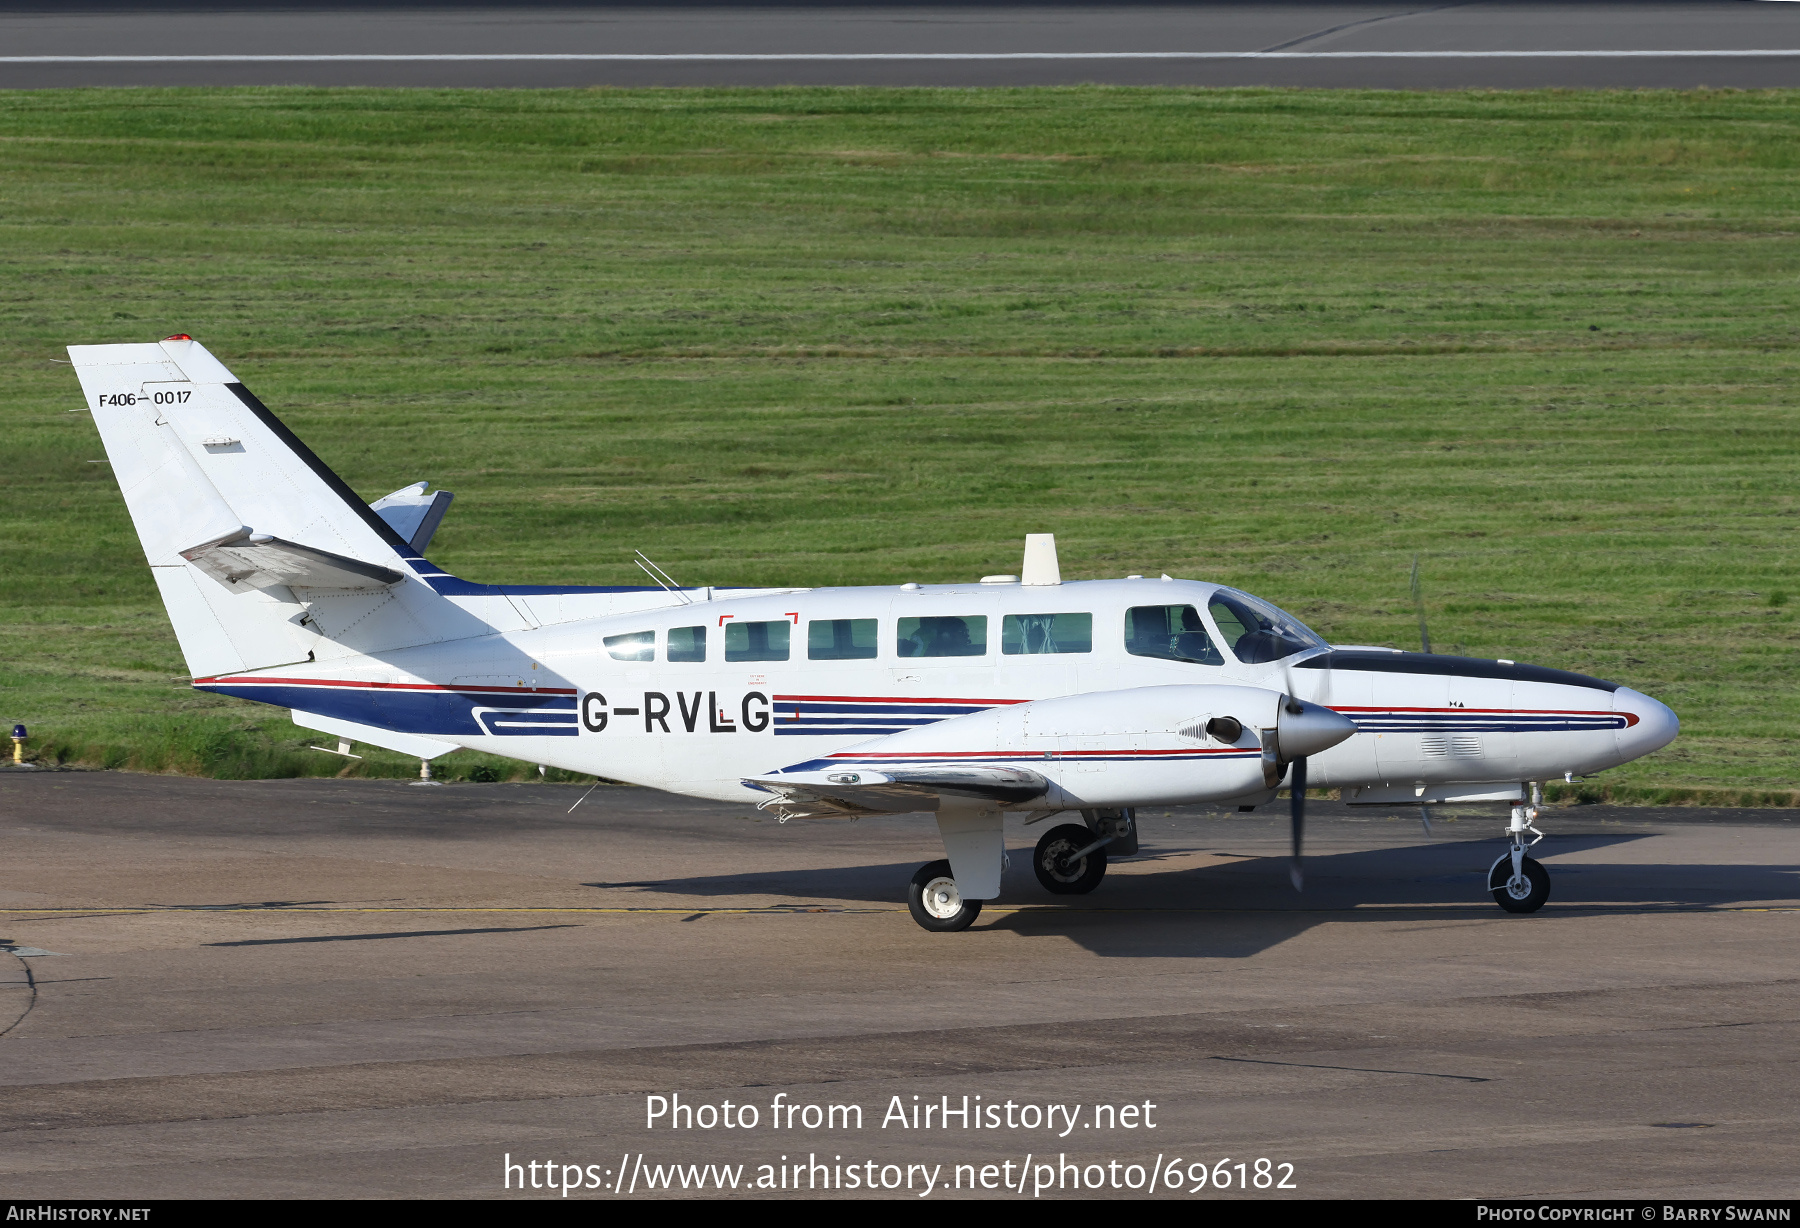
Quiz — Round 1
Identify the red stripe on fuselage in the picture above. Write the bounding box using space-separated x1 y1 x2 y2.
829 748 1253 759
772 694 1026 705
191 676 577 696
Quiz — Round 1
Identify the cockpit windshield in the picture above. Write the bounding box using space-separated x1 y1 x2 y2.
1206 588 1327 665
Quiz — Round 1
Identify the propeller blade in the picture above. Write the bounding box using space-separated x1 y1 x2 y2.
1288 755 1307 892
1419 802 1434 836
1410 553 1433 655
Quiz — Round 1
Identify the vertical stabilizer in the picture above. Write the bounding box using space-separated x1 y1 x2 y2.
69 337 490 677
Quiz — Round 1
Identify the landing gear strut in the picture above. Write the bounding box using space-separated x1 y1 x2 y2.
1488 786 1551 914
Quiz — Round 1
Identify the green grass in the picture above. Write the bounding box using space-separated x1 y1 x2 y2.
2 86 1796 798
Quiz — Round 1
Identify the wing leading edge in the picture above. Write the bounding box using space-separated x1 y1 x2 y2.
745 765 1048 820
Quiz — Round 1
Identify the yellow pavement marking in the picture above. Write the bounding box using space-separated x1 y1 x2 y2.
0 904 1793 917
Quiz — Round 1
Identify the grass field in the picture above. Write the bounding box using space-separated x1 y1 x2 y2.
2 86 1796 800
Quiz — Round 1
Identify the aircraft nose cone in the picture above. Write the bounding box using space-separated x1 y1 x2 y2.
1614 687 1679 759
1277 697 1359 759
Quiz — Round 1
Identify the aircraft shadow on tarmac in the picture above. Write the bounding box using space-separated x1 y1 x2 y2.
595 831 1800 957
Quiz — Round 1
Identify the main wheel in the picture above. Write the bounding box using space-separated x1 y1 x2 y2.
1033 823 1108 896
1488 854 1551 914
908 860 983 932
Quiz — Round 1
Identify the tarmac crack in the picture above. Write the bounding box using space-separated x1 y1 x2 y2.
203 924 583 947
0 950 38 1039
1256 2 1476 54
1212 1055 1491 1082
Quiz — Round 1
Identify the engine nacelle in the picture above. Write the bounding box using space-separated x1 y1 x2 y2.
817 683 1355 810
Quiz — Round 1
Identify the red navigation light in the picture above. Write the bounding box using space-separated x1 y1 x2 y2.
163 334 192 341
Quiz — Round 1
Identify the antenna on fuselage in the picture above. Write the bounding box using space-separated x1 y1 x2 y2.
1410 553 1436 837
634 550 692 604
1021 534 1061 586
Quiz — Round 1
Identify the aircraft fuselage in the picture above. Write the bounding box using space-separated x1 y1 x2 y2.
198 576 1678 808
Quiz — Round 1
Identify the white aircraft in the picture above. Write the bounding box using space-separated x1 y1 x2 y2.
69 337 1680 931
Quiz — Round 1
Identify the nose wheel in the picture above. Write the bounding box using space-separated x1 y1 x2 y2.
1488 796 1551 913
1488 853 1550 912
907 860 983 932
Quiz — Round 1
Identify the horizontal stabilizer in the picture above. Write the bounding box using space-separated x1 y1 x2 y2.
371 482 454 554
182 528 405 594
744 765 1047 819
292 711 457 761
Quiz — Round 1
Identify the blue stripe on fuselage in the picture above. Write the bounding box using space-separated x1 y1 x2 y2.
198 683 574 738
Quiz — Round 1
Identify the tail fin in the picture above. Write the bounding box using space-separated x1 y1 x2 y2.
69 336 486 678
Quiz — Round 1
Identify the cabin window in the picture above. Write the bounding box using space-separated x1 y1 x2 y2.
1125 604 1224 666
1002 612 1093 655
603 630 655 662
1207 589 1327 664
808 618 878 661
667 625 706 663
896 615 987 658
724 619 790 662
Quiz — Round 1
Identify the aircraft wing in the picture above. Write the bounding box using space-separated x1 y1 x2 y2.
743 765 1049 820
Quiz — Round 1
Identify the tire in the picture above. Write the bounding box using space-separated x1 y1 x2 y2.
1488 854 1551 914
1033 823 1108 896
908 860 983 932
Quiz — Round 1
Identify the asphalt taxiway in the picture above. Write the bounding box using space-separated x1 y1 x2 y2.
3 3 1800 89
0 770 1794 1199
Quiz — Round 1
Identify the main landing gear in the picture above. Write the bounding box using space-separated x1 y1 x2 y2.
905 809 1137 932
1032 809 1135 896
908 860 982 932
1033 824 1108 895
1488 788 1551 914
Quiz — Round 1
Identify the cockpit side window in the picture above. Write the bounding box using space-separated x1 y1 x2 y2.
897 616 987 658
1206 589 1326 665
1002 613 1093 655
1126 604 1223 666
604 630 655 662
667 626 705 663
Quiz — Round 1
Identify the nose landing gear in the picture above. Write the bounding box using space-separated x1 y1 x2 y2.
1488 787 1551 914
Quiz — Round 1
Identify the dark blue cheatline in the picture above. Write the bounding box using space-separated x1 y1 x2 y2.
1343 708 1629 734
195 679 578 738
475 708 581 737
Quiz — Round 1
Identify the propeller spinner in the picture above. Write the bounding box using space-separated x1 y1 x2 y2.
1267 694 1357 893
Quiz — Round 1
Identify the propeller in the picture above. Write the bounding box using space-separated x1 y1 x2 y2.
1409 555 1435 836
1410 553 1433 656
1288 749 1307 891
1278 657 1316 892
1272 650 1357 892
1265 686 1358 894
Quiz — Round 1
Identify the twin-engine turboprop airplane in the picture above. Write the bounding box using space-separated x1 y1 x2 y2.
68 338 1680 931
